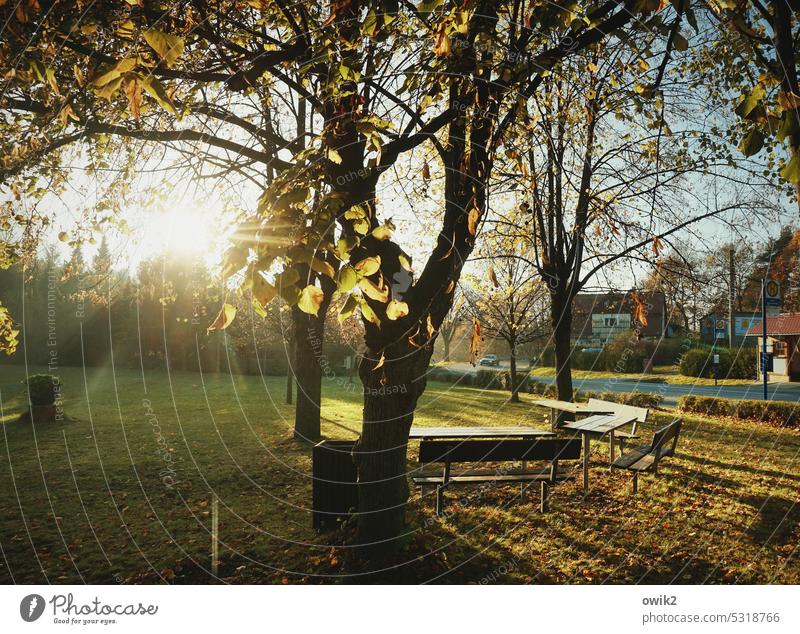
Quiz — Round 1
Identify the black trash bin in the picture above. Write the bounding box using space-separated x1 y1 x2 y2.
312 439 358 531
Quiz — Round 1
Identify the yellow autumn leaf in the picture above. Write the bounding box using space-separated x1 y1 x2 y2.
297 285 324 316
124 76 142 119
386 300 409 320
337 265 358 292
433 26 451 57
488 265 499 287
310 256 335 279
143 29 185 68
207 303 236 333
252 271 277 308
467 205 480 236
360 300 380 326
359 277 389 302
354 255 381 276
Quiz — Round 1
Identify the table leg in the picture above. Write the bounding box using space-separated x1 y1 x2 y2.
583 433 590 494
609 430 615 465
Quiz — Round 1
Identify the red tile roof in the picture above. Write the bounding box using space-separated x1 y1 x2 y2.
745 313 800 336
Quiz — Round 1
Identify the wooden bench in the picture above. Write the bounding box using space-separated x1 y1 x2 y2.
611 418 682 493
412 438 582 515
587 398 648 451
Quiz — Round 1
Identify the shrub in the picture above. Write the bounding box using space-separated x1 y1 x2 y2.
599 391 664 409
598 331 645 373
651 337 695 366
679 395 800 429
679 347 757 379
679 348 712 377
571 350 602 371
474 369 501 389
26 374 60 406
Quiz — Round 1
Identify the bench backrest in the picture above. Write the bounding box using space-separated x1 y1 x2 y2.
650 418 682 467
418 438 582 465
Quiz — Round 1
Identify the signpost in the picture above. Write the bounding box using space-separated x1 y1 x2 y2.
761 279 781 400
713 320 725 386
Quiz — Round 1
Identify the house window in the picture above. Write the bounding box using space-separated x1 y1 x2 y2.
774 341 788 358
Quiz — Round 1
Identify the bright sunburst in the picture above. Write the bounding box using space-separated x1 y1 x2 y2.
133 196 231 270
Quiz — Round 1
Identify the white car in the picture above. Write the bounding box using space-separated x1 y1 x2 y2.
479 354 499 367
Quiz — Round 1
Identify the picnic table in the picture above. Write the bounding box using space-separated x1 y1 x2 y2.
532 398 618 432
560 413 639 492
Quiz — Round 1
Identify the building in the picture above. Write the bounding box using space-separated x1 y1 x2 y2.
571 290 668 346
745 312 800 383
699 311 760 347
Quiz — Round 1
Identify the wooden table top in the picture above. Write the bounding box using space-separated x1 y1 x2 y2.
408 426 554 439
532 399 618 414
560 414 638 435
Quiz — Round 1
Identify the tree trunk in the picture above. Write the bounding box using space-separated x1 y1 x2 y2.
354 343 430 550
551 291 574 402
442 335 451 362
292 308 325 441
285 339 294 405
509 339 520 402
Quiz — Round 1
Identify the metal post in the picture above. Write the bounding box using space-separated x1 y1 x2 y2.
211 494 219 577
762 280 768 401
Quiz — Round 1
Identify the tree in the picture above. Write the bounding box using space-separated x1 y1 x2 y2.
699 1 800 194
466 249 548 401
643 249 705 330
0 0 684 548
493 28 775 401
437 286 467 363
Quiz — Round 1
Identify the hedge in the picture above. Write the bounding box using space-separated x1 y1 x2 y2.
425 367 664 409
678 395 800 429
679 347 757 379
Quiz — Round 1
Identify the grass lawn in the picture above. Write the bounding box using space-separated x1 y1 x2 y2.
0 364 798 584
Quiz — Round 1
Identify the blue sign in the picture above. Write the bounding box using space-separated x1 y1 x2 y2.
760 352 774 373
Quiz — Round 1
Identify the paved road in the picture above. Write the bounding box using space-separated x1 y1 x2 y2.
441 361 800 405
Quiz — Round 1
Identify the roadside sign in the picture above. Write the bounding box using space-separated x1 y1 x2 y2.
764 279 781 317
713 354 720 365
760 351 774 373
765 279 781 303
714 319 726 338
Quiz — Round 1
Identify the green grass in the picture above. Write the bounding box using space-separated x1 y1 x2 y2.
1 364 798 584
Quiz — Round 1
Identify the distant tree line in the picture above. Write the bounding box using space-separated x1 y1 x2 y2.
0 243 359 386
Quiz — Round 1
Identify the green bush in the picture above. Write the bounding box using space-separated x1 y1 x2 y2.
26 374 60 406
571 350 602 370
679 395 800 429
599 391 664 409
679 347 756 379
598 331 645 373
647 337 692 366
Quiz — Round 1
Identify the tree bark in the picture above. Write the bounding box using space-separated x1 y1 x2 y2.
354 341 430 550
509 338 520 402
285 338 294 405
292 308 325 441
551 290 574 402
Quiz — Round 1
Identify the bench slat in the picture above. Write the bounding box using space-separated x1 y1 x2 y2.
413 473 573 485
